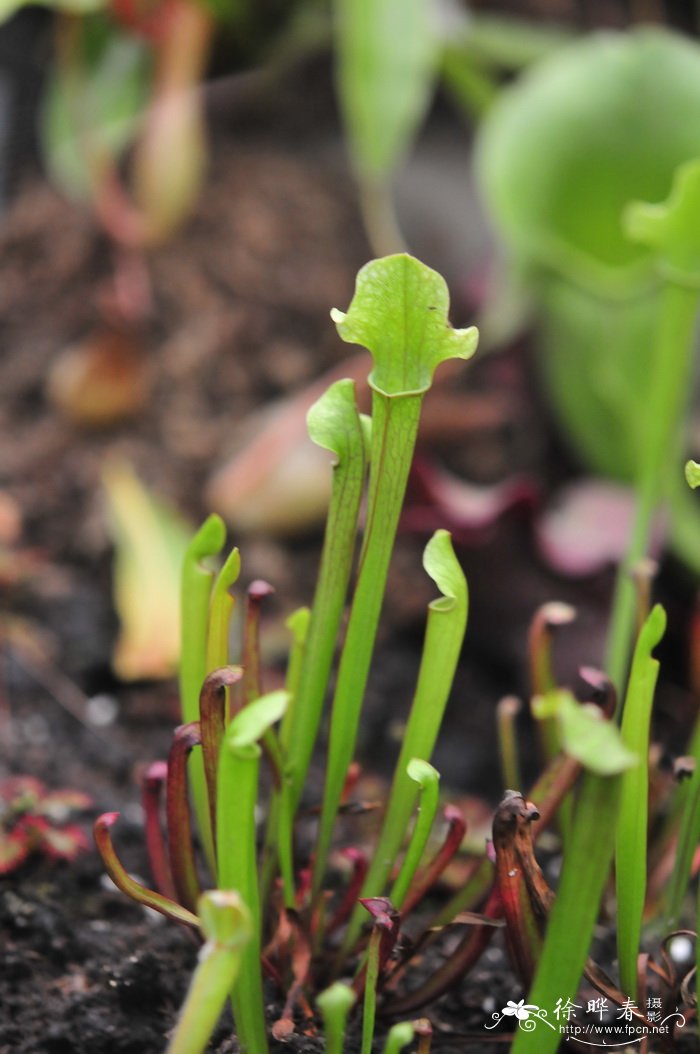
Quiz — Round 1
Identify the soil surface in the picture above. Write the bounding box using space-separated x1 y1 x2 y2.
1 21 698 1054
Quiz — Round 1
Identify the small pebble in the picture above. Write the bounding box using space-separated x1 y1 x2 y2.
123 801 144 825
86 694 119 727
667 934 694 964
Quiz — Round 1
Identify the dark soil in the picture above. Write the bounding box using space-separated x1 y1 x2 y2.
1 20 698 1053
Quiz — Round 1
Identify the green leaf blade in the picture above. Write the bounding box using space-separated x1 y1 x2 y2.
334 0 439 180
512 773 623 1054
344 530 467 948
615 604 665 999
332 254 478 397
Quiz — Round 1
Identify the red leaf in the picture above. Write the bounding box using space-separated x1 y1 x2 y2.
39 824 90 861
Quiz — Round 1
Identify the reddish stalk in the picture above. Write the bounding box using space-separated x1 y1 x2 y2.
414 1017 433 1054
492 791 551 987
579 665 617 719
399 806 466 918
528 602 576 697
166 722 203 912
271 908 314 1041
199 666 243 846
141 761 175 899
94 812 198 928
327 849 369 936
383 886 503 1015
529 754 581 835
242 580 275 705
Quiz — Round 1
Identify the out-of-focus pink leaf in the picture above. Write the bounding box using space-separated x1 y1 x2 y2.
536 479 666 577
205 354 370 536
34 822 91 861
0 776 44 805
402 456 537 541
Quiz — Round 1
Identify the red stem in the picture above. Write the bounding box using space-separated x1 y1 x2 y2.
327 848 369 936
242 580 275 705
94 812 198 928
198 666 243 847
166 722 202 913
141 761 175 899
400 806 466 918
383 887 503 1016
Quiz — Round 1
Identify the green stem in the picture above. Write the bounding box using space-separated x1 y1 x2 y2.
497 696 523 793
666 733 700 928
511 772 623 1054
606 283 699 693
217 741 268 1054
342 529 467 950
216 692 288 1054
615 605 665 999
388 761 440 909
358 176 406 259
360 925 383 1054
166 891 251 1054
312 393 422 897
284 381 368 814
180 515 226 874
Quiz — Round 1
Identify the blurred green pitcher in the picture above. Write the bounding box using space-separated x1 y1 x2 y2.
476 28 700 564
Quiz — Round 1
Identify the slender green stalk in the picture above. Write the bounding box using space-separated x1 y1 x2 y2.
283 380 369 813
217 691 289 1054
615 604 666 998
317 983 357 1054
281 607 310 736
666 463 700 926
313 394 421 896
312 255 478 897
180 515 226 873
389 760 440 909
276 769 296 911
606 163 700 691
666 735 700 928
399 805 466 917
166 891 252 1054
511 772 626 1054
360 924 384 1054
206 547 240 675
697 882 700 1018
529 602 575 760
428 855 493 930
343 529 467 948
497 696 522 792
261 607 309 904
206 547 241 740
